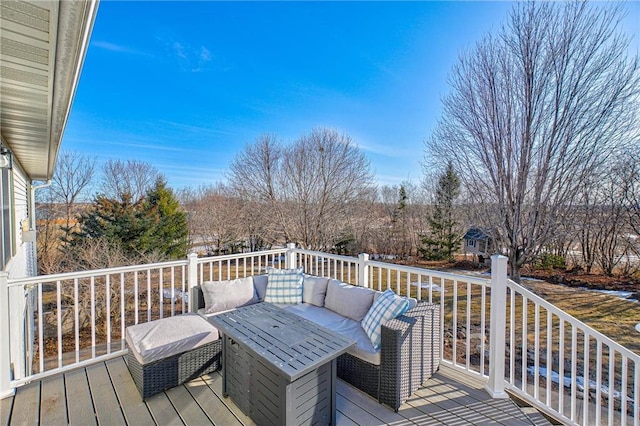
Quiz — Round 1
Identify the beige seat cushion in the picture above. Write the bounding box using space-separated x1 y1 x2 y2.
126 313 219 365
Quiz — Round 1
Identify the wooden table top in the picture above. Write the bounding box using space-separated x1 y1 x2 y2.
209 303 355 381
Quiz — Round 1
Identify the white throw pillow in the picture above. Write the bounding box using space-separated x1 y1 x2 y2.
324 279 375 322
202 277 258 314
264 267 304 304
361 289 410 349
302 275 329 307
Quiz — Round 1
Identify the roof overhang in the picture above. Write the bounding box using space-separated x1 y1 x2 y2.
0 0 99 181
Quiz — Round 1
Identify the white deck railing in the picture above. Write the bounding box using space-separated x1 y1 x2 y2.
1 246 637 425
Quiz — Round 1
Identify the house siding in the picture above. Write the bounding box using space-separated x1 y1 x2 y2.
4 164 37 381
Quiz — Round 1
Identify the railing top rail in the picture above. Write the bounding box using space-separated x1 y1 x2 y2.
7 259 190 288
195 248 288 264
292 249 357 263
508 279 640 362
366 259 491 286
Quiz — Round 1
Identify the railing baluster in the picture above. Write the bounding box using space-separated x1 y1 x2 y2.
74 278 79 364
621 355 628 426
609 348 616 426
634 361 639 426
466 281 471 371
510 287 515 385
559 319 565 415
38 283 43 374
170 267 175 317
596 340 603 424
56 280 62 369
480 283 486 377
534 303 540 399
452 279 458 367
106 275 111 354
91 276 96 359
181 265 186 314
146 271 151 322
546 309 552 407
584 332 590 425
134 272 139 325
120 272 125 350
571 325 578 421
522 296 528 393
159 268 164 320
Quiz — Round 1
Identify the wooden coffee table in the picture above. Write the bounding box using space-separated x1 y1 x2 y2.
209 302 355 426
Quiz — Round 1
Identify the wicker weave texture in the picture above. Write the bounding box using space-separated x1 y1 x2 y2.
126 339 222 399
338 301 440 411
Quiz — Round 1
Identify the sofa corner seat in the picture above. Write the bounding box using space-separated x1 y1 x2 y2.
193 274 441 411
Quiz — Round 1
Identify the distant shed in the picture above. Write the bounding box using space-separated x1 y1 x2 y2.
463 228 493 263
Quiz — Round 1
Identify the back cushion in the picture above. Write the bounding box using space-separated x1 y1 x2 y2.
324 279 375 322
201 277 258 314
302 275 329 307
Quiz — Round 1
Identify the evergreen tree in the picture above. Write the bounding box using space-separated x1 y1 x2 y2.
420 162 461 260
70 178 188 263
142 178 189 259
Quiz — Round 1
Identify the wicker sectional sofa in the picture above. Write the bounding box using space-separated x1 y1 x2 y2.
193 274 441 411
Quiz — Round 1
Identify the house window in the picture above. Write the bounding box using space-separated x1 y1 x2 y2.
0 168 12 269
467 239 476 247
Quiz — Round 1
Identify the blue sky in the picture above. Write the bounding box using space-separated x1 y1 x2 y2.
63 1 639 189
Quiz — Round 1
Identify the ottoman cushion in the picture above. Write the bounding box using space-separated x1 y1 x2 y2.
126 313 219 365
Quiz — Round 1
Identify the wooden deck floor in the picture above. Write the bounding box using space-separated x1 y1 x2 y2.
1 358 551 426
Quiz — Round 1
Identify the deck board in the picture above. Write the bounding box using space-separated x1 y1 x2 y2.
0 395 13 425
40 375 67 425
65 368 96 426
105 358 155 426
3 359 548 426
165 385 211 425
9 381 39 426
184 376 243 426
145 391 184 426
86 362 126 425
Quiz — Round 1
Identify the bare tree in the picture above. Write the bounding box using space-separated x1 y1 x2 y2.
100 159 161 201
36 150 96 273
425 1 639 282
229 128 374 250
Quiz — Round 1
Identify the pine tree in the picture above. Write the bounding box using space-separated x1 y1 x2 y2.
70 178 188 262
420 162 461 260
142 177 189 259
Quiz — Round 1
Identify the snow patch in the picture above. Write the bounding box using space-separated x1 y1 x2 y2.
636 323 640 333
528 367 634 405
410 282 445 293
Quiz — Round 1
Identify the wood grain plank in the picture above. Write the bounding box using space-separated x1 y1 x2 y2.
65 368 96 426
202 373 255 426
184 376 243 426
86 363 125 425
1 395 14 426
336 380 409 425
145 391 184 426
40 375 67 425
9 381 39 425
105 358 154 426
165 385 211 425
335 393 389 426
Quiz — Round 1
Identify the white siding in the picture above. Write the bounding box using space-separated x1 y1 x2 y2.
4 164 36 381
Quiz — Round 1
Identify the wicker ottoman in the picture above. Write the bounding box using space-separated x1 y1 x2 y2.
125 313 222 399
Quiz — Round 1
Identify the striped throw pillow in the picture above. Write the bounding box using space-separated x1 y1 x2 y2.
361 289 410 349
264 267 304 304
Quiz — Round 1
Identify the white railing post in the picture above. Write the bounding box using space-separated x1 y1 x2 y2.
0 272 14 398
358 253 369 288
285 243 297 269
187 253 198 313
486 254 509 398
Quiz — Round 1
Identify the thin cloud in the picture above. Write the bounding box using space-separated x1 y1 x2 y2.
92 40 152 57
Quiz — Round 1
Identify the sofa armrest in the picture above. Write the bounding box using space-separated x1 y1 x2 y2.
379 301 440 410
190 286 205 313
